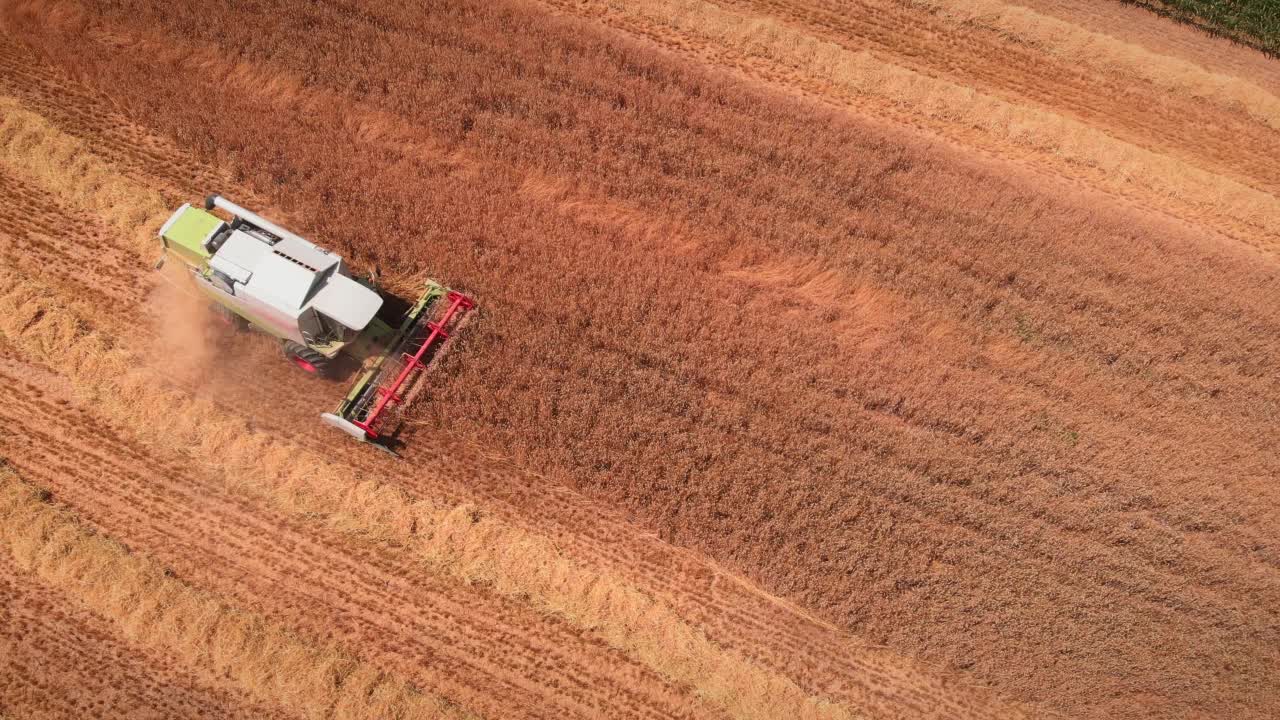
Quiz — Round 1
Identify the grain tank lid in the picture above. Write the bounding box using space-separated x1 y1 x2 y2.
210 230 269 285
309 273 382 331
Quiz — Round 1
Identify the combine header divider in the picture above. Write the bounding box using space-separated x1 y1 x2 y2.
353 290 474 439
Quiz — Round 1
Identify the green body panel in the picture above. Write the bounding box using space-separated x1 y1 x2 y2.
160 206 221 268
344 317 396 363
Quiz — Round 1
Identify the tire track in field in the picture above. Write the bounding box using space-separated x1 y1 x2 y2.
0 467 473 720
0 36 1035 720
0 269 867 720
0 167 147 310
1014 0 1280 92
0 549 294 720
0 93 935 720
919 0 1280 128
0 47 759 655
10 14 1259 712
532 0 1280 257
0 365 705 720
0 37 234 199
725 0 1280 194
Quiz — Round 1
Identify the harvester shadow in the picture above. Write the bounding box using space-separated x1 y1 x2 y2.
319 284 459 458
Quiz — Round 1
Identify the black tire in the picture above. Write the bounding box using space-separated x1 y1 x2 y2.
211 303 247 331
282 341 330 376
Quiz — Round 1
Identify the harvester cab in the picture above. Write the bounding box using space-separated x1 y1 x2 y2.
157 194 474 452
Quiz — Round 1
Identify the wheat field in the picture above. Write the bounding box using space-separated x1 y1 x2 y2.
0 0 1277 718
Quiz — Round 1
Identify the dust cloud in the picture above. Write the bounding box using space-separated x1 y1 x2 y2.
141 264 222 384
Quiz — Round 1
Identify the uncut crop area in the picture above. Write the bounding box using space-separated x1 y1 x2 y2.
0 0 1277 718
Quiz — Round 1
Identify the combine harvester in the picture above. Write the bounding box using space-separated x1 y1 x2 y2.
156 194 474 453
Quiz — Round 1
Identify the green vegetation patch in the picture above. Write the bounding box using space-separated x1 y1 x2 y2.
1126 0 1280 56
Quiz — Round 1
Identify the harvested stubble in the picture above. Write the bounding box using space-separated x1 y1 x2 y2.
0 106 1012 715
4 1 1279 718
534 0 1280 251
0 96 169 257
0 468 466 720
916 0 1280 127
0 262 853 720
0 104 859 715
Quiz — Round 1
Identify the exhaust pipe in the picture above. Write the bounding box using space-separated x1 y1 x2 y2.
205 194 315 249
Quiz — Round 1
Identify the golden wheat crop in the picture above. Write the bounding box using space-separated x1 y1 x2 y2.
0 101 854 715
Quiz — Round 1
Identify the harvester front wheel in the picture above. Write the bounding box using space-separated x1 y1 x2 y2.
283 341 330 376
